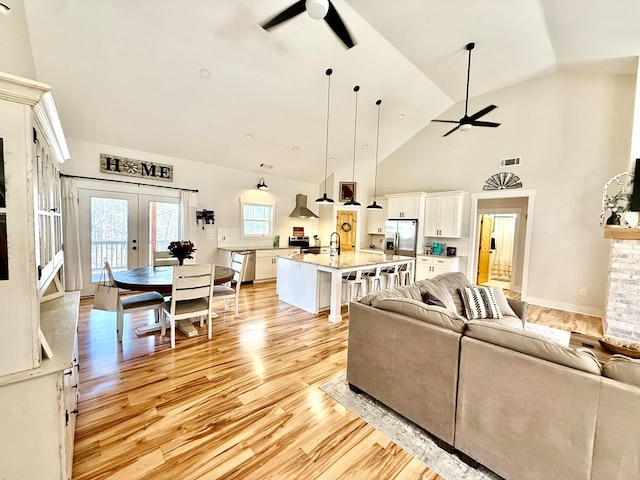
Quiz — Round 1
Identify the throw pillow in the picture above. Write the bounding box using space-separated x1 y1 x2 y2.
490 286 517 318
459 287 503 319
422 291 446 308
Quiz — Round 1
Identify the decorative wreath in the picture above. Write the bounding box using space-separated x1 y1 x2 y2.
341 222 352 233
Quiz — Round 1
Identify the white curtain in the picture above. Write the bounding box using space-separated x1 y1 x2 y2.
61 177 83 291
491 215 516 280
180 190 198 262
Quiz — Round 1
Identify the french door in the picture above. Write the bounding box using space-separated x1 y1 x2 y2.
78 189 180 296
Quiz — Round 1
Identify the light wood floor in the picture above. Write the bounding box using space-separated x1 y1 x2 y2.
72 282 602 480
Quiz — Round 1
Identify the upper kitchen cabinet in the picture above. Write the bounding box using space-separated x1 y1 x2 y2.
366 197 387 234
423 191 467 238
386 193 426 219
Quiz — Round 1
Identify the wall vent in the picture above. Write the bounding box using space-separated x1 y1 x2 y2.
500 157 520 168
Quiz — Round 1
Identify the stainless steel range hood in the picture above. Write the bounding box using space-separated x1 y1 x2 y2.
289 194 319 219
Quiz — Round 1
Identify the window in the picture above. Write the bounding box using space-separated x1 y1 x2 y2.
242 202 274 237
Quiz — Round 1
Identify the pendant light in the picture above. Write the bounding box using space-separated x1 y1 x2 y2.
316 68 335 204
344 85 361 206
367 99 384 210
256 178 268 191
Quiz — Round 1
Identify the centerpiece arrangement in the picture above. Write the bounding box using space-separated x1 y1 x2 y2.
167 240 196 266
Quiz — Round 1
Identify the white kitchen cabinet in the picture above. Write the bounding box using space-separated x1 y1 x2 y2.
386 193 425 219
0 72 78 479
255 248 292 280
423 191 467 238
415 255 461 280
366 197 387 234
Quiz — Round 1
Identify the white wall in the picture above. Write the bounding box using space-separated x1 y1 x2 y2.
62 138 320 263
0 1 36 79
371 70 635 316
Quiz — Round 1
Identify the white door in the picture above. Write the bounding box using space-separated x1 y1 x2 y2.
78 189 180 296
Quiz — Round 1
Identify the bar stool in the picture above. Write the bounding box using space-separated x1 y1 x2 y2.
381 264 401 289
342 270 366 301
363 266 383 293
399 262 412 286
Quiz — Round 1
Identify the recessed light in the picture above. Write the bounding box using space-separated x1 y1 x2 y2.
362 144 369 149
397 113 405 119
329 157 335 162
198 68 211 79
244 133 253 139
292 146 299 152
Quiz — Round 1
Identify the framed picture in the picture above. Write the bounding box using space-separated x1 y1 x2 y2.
339 182 356 202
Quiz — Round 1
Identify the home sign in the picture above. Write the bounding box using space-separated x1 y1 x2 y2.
100 154 173 182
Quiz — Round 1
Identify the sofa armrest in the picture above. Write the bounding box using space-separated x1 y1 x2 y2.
507 297 528 324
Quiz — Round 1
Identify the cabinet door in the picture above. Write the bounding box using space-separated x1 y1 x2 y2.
423 197 441 236
367 208 384 234
255 250 276 280
401 196 421 218
438 195 463 238
387 197 403 218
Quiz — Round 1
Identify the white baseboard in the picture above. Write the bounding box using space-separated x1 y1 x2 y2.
523 296 603 319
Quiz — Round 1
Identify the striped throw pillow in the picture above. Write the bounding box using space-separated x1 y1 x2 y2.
459 287 503 320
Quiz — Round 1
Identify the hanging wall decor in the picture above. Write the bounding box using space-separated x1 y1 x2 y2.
483 172 522 190
100 153 173 182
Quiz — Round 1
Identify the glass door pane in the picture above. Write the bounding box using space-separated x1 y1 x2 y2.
143 198 180 264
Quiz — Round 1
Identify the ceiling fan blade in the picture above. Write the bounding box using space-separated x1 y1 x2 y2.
471 120 501 128
260 0 306 30
468 104 497 121
431 119 460 124
324 1 356 48
443 125 461 137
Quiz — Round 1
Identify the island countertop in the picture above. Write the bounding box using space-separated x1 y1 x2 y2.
285 251 414 270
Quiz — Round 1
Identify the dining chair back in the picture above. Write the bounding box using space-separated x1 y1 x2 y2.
161 263 215 348
212 252 246 317
103 261 165 342
153 250 179 266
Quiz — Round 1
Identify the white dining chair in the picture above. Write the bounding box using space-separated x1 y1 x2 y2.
161 263 215 348
212 252 245 317
104 261 165 342
153 250 179 267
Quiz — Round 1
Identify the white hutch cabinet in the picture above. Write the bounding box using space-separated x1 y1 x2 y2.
0 72 79 480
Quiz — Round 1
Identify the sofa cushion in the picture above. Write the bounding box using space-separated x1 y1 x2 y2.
603 354 640 387
414 272 471 315
358 283 423 306
460 287 503 320
466 320 602 375
371 297 468 333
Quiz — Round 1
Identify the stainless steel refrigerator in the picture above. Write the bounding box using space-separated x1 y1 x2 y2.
384 219 419 256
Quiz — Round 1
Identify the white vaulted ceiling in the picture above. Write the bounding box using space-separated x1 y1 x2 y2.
17 0 640 184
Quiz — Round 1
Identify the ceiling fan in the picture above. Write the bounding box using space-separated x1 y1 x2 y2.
432 42 500 137
260 0 356 49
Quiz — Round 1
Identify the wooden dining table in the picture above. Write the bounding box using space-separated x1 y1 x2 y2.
112 265 235 337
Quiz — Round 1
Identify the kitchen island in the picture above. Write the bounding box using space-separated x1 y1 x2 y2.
277 252 415 323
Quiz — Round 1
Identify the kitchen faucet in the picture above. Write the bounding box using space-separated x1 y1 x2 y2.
329 231 341 256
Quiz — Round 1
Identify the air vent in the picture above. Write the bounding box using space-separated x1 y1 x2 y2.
260 163 273 169
500 157 520 168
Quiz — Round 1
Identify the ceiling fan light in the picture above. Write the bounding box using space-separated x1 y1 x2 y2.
305 0 329 19
460 123 473 132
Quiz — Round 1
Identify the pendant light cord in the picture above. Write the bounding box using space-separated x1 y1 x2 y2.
351 86 360 182
323 68 332 194
373 99 382 197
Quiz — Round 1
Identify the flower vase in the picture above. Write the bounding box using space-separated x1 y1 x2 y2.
177 257 185 266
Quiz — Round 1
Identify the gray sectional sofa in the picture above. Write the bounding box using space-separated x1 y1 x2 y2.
346 272 640 480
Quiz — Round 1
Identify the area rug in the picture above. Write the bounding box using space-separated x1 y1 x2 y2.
320 375 502 480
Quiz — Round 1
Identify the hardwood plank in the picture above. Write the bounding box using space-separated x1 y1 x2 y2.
73 281 602 479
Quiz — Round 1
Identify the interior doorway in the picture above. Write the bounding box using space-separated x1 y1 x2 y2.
468 190 535 298
477 213 518 289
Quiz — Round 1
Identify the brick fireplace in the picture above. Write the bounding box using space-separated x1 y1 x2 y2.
604 228 640 342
